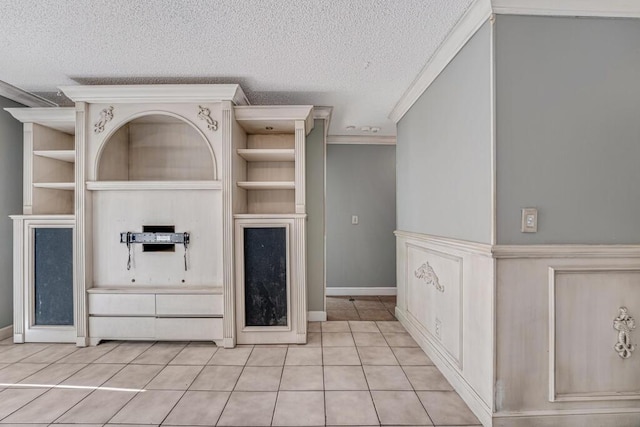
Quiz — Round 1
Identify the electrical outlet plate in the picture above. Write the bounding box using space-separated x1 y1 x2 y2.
521 208 538 233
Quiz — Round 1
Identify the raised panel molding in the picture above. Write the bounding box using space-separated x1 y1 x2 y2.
548 266 640 402
406 243 463 368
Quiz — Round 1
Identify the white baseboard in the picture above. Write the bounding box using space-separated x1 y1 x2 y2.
326 287 397 296
308 311 327 322
396 307 493 427
0 325 13 341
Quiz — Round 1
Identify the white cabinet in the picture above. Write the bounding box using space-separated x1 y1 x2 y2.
8 85 312 348
6 108 78 344
88 289 224 345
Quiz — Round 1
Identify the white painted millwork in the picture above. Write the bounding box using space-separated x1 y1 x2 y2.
231 105 311 345
397 231 640 426
10 215 76 343
7 84 311 348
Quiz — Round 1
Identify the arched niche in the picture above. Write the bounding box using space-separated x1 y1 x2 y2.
97 113 216 181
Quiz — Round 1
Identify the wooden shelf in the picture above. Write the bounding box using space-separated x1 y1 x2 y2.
237 181 295 190
87 180 222 191
34 150 75 163
237 149 294 162
33 182 75 190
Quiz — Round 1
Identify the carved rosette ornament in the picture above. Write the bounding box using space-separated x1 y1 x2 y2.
94 106 114 134
414 262 444 292
198 105 218 131
613 307 636 359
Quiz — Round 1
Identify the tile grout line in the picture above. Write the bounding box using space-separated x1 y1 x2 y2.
50 357 131 425
155 343 210 426
269 346 288 426
103 341 187 426
214 344 256 426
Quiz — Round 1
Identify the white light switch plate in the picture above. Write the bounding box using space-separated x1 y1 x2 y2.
521 208 538 233
351 215 359 225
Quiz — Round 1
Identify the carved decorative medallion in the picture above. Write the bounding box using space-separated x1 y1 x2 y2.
414 262 444 292
613 307 636 359
198 105 218 131
94 106 114 134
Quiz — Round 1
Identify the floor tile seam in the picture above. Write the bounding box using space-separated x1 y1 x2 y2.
221 341 254 417
36 346 83 364
1 360 53 387
0 386 51 422
19 362 91 389
4 345 53 364
170 343 219 366
156 388 189 427
146 363 207 391
103 355 176 425
353 339 382 427
269 345 287 425
50 361 132 425
413 387 437 426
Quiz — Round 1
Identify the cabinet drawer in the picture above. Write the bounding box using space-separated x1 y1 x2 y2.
155 294 222 316
156 318 222 340
89 317 155 339
89 294 155 316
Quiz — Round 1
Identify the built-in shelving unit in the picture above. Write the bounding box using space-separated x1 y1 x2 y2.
237 148 295 162
5 107 76 215
33 182 75 190
237 181 295 190
34 150 75 163
5 107 77 344
7 85 315 349
231 105 313 345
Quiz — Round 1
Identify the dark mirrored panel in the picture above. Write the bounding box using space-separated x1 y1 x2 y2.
244 227 287 327
34 228 74 326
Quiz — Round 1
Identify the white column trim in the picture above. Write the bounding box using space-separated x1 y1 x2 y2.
12 217 24 343
294 120 306 214
74 102 88 347
221 101 236 348
22 124 33 214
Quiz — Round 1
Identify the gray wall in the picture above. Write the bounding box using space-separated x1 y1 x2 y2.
397 22 492 244
496 16 640 244
306 119 325 311
326 144 396 288
0 96 24 328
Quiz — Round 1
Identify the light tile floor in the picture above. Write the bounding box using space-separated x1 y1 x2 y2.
0 321 480 426
327 296 397 321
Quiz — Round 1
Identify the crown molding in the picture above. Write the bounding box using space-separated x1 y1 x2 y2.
389 0 492 123
492 0 640 18
313 106 332 139
0 80 57 107
4 107 76 133
235 105 314 134
389 0 640 123
327 135 396 145
59 84 249 105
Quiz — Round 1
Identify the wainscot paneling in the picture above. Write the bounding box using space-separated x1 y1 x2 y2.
495 251 640 426
395 231 494 426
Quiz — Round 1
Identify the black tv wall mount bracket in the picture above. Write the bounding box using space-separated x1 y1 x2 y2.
120 231 190 271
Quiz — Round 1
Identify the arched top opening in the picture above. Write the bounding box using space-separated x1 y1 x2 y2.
97 113 215 181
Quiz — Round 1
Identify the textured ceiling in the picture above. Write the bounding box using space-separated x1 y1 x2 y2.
0 0 472 135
